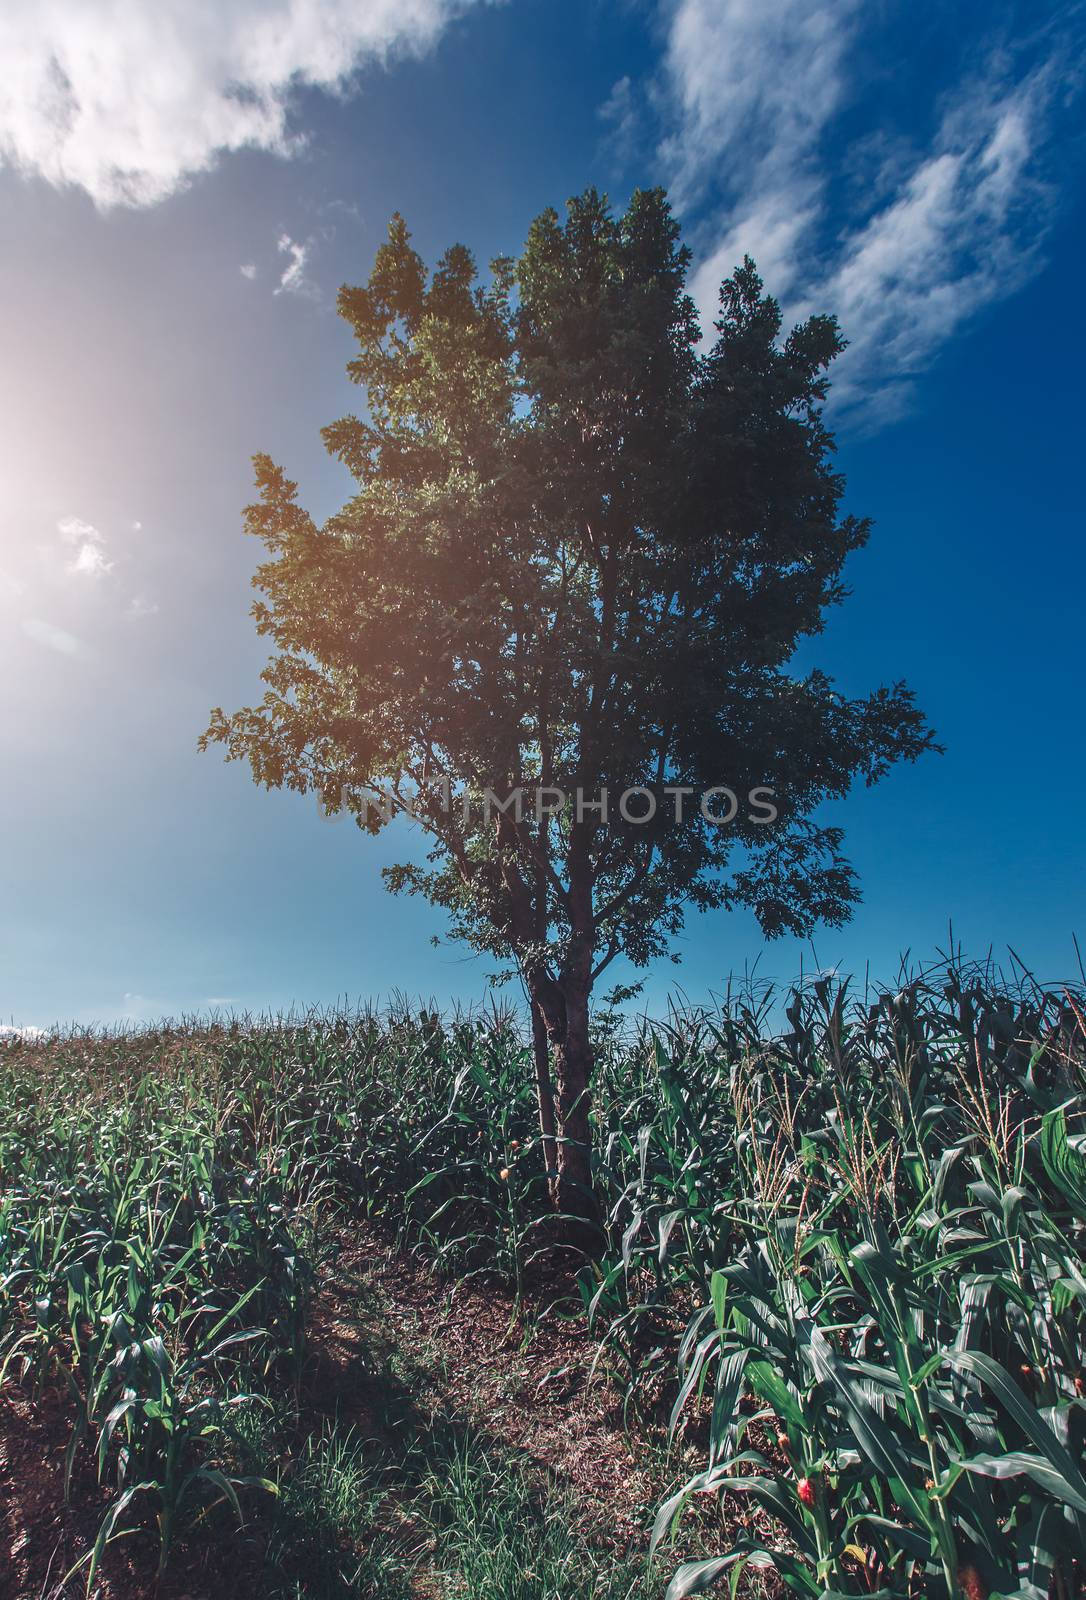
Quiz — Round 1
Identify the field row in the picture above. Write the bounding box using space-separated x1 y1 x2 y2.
2 965 1084 1597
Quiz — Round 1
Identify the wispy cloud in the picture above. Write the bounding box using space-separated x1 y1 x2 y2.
274 232 318 298
658 0 1078 422
22 617 79 655
127 594 160 620
813 70 1057 421
59 515 113 579
662 0 860 231
0 0 487 209
239 262 258 281
66 542 114 578
599 76 640 166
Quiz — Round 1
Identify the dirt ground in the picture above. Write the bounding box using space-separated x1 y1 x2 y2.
0 1224 707 1599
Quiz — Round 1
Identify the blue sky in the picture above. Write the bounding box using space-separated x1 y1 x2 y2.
1 0 1084 1029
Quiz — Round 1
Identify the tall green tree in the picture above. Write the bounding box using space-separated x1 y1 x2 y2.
202 188 937 1223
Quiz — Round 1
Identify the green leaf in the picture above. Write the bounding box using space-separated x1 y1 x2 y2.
709 1348 753 1466
665 1557 733 1597
711 1269 727 1331
943 1351 1086 1506
659 1208 685 1265
747 1358 804 1430
797 1318 929 1525
1040 1104 1086 1220
956 1451 1086 1516
1015 1498 1062 1600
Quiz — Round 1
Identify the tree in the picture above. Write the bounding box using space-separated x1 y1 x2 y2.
202 188 938 1226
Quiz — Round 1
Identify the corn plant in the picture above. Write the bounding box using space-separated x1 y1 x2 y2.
648 972 1086 1599
2 959 1083 1595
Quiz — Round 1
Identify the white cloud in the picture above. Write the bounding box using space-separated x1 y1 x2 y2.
127 593 160 618
659 0 1070 420
58 515 100 543
22 617 79 655
661 0 860 216
815 79 1053 419
0 1024 47 1043
689 191 817 311
0 0 486 209
239 262 258 280
661 0 864 334
274 232 317 298
599 76 639 166
59 514 113 578
67 540 114 578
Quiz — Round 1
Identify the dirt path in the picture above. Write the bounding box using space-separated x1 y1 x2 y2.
1 1226 685 1599
309 1224 670 1554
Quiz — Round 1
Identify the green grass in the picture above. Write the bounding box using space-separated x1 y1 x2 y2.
234 1404 649 1600
418 1438 646 1600
239 1414 410 1599
1 959 1084 1597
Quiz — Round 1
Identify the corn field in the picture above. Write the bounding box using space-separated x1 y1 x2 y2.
1 960 1084 1598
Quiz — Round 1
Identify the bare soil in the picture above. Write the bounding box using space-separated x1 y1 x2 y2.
0 1224 699 1600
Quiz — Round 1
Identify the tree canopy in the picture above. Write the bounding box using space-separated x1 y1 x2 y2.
203 187 937 1218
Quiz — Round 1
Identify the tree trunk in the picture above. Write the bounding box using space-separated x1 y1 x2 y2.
530 1001 560 1202
553 977 597 1224
530 971 600 1241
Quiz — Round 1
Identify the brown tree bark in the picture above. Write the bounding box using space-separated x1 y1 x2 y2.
530 967 600 1241
552 977 596 1220
530 1000 560 1202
